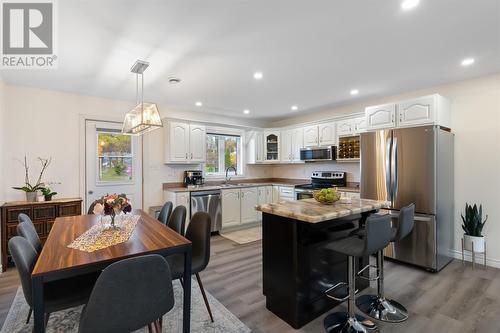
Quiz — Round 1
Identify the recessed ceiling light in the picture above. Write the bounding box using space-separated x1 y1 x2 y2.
461 58 475 66
401 0 420 10
291 105 298 111
168 77 181 84
243 109 250 114
195 101 203 107
253 72 263 80
350 89 359 95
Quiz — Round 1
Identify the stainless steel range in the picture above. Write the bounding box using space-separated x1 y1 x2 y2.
294 171 347 200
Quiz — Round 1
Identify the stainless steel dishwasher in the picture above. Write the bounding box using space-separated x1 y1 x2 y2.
190 190 222 232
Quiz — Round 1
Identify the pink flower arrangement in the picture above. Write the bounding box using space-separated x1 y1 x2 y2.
93 193 132 216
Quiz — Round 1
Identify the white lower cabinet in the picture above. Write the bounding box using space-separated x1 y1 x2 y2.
272 185 295 202
221 189 241 228
240 187 259 224
222 187 260 229
339 191 360 199
257 186 273 220
163 190 191 229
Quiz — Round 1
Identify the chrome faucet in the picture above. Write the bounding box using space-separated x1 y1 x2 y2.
225 166 237 184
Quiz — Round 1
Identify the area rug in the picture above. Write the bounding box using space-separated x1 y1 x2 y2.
1 280 250 333
220 226 262 244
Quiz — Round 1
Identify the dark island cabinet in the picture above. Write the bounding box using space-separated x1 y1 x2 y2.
1 198 82 271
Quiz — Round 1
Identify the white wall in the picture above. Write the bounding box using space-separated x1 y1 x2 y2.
1 85 269 211
271 73 500 267
272 161 360 183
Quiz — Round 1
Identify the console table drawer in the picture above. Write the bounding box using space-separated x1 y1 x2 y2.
6 207 32 223
34 206 56 220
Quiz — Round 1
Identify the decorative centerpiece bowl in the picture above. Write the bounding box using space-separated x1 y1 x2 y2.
313 188 341 205
93 193 132 230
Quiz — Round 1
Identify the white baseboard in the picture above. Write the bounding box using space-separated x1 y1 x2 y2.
450 249 500 269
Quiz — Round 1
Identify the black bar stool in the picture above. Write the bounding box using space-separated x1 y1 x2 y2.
323 214 392 333
356 203 415 323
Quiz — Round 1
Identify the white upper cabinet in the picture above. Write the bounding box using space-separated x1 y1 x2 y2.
303 125 319 147
280 129 293 162
246 131 264 164
165 121 190 162
397 94 450 128
352 116 367 133
337 116 367 137
189 124 206 162
281 128 304 162
264 131 280 162
337 120 353 137
164 121 206 164
365 103 397 130
318 122 337 146
290 128 304 162
365 94 450 131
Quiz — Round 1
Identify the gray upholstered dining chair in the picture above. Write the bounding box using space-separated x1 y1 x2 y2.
8 237 99 325
157 201 173 225
167 205 187 236
18 213 35 230
167 212 213 322
78 254 175 333
17 222 43 254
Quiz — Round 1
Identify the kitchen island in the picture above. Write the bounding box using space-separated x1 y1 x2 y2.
255 198 388 329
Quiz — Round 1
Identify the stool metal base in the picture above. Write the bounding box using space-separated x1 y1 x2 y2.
324 312 378 333
356 294 408 323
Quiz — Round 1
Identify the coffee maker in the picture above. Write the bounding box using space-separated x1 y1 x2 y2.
183 170 204 187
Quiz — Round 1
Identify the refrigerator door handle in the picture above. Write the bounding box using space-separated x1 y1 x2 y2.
385 137 392 202
392 137 398 202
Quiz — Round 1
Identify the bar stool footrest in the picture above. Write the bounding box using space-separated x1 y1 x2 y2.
357 264 380 281
325 282 358 302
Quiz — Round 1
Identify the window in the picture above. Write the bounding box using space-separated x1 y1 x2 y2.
205 133 241 176
97 132 133 182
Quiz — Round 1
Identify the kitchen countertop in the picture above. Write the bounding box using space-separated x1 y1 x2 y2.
163 179 360 193
255 198 388 223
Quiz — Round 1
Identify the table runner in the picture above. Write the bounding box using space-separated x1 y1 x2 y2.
68 214 140 252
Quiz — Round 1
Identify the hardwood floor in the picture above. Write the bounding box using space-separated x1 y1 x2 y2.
1 235 499 332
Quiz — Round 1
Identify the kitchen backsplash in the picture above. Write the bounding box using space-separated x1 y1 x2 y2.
271 162 360 182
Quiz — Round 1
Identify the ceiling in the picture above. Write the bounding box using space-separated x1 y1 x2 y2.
1 0 499 120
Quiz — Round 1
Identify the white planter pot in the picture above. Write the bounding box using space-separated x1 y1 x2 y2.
25 192 38 202
464 234 485 253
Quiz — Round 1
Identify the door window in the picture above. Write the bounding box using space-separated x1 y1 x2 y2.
97 131 133 183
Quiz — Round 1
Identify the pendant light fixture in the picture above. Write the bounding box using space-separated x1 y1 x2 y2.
122 60 163 135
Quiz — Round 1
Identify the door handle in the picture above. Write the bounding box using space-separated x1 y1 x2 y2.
88 190 94 195
385 139 392 202
392 138 398 202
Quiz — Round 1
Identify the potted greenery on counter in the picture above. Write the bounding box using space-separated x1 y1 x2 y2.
12 156 52 202
41 187 58 201
461 203 488 253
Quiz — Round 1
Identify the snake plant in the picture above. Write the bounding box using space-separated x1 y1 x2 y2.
461 203 488 237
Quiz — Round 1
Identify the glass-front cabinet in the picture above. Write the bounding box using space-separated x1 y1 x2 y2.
264 131 280 162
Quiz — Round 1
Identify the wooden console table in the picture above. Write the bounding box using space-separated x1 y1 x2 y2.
1 198 82 272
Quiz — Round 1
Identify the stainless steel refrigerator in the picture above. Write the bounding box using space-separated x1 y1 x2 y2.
360 125 454 272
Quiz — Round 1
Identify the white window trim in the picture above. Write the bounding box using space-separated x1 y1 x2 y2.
204 128 246 179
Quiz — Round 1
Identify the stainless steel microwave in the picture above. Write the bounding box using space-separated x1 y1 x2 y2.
300 146 337 162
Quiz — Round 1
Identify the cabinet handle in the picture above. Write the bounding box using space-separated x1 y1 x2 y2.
185 153 188 159
392 114 395 123
191 153 193 159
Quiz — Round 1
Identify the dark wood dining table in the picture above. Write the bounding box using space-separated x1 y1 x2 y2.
31 209 192 333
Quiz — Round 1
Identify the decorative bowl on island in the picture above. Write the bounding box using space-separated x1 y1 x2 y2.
313 188 341 205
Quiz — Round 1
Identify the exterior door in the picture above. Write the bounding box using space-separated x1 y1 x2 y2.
189 124 206 162
360 130 392 203
85 120 142 212
392 126 435 214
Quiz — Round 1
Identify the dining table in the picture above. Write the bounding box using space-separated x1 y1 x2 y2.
31 209 193 333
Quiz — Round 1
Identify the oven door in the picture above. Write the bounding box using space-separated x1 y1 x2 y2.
295 189 314 200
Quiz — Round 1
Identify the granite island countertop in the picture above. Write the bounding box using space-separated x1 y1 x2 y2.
256 198 389 223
